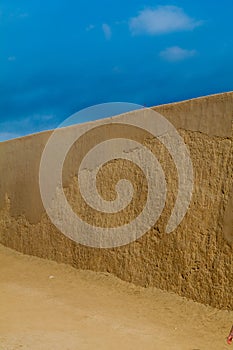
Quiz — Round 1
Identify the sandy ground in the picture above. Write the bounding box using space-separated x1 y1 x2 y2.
0 244 232 350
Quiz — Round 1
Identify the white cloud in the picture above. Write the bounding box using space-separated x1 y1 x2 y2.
0 114 55 142
0 132 20 142
18 13 29 18
9 11 29 19
102 23 112 40
159 46 197 61
129 6 202 35
86 24 95 31
32 114 54 122
112 66 121 73
8 56 16 62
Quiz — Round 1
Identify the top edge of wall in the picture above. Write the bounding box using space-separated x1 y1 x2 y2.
153 91 233 138
1 91 232 144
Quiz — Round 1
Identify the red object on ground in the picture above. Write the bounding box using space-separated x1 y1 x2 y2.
227 326 233 345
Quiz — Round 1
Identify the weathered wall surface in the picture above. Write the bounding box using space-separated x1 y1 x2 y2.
0 92 232 309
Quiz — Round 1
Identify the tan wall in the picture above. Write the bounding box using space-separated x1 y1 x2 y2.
0 92 232 309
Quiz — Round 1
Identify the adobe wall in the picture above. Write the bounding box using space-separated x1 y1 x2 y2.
0 92 232 309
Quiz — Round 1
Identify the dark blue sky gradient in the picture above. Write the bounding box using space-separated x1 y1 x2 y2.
0 0 232 140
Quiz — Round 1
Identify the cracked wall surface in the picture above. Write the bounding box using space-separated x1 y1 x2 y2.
0 92 232 309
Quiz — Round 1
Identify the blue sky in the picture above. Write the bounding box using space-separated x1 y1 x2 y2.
0 0 232 141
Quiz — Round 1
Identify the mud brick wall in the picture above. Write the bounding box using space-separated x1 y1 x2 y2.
0 92 232 309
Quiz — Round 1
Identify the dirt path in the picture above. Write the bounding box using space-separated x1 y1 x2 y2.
0 244 232 350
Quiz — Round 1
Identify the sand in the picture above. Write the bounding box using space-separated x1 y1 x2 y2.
0 244 232 350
